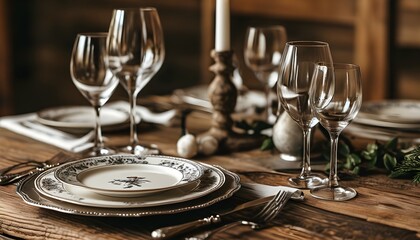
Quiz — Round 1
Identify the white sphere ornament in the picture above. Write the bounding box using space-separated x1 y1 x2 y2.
177 133 198 158
198 135 218 156
272 112 303 160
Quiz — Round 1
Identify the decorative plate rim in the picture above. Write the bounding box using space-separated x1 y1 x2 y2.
54 154 204 196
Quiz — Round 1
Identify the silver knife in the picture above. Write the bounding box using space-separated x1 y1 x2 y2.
151 195 275 239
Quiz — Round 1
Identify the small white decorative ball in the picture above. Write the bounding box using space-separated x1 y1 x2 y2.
198 135 218 156
177 133 198 158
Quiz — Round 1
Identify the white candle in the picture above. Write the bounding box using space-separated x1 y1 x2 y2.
215 0 230 51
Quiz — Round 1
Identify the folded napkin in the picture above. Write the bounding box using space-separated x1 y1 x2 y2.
107 101 178 126
237 182 304 201
0 113 95 152
172 84 270 113
0 101 178 153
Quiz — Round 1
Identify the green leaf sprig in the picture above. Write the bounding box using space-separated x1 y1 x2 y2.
234 120 274 151
319 126 420 184
389 147 420 183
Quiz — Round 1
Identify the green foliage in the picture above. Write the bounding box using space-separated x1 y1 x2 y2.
234 120 272 135
388 147 420 183
258 122 420 183
260 137 274 151
235 120 274 151
321 134 420 184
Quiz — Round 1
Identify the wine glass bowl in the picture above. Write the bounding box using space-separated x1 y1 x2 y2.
244 26 287 123
107 8 165 155
276 41 333 188
70 32 119 156
309 63 362 201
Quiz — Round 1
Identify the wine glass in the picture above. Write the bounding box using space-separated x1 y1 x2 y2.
70 32 119 156
309 63 362 201
244 26 287 123
276 41 332 188
107 8 165 155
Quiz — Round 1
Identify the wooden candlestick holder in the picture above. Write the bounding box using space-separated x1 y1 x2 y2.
197 50 265 153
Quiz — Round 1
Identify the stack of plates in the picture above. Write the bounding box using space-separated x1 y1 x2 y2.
16 155 240 217
346 100 420 143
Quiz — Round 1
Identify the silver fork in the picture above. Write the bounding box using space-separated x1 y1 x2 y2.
185 190 291 240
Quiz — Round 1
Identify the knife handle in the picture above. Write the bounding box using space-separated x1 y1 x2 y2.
0 167 45 186
151 215 221 239
0 171 33 185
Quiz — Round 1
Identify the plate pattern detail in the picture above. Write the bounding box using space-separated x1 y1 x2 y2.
30 163 233 210
55 155 203 190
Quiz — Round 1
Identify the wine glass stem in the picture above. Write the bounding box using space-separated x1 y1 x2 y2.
264 84 271 122
128 91 139 146
94 106 104 149
300 128 312 177
328 133 341 188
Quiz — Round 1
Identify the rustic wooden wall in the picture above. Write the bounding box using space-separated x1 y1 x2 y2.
0 0 12 116
3 0 420 114
9 0 201 114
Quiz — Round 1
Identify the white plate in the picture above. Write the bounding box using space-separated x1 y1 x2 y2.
18 164 239 217
76 165 184 197
54 155 204 197
36 105 133 133
353 117 420 130
355 100 420 129
34 163 226 209
344 123 420 144
359 100 420 123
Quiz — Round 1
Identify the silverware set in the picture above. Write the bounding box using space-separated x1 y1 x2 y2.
0 152 75 186
151 189 294 239
184 190 292 240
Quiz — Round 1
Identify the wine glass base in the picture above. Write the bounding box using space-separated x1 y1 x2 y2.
84 147 116 157
279 153 301 162
118 144 160 156
288 174 326 189
310 185 357 201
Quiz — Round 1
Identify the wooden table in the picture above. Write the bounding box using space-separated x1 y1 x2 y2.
0 110 419 240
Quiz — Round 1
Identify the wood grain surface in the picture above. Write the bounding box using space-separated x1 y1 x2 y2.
0 110 419 240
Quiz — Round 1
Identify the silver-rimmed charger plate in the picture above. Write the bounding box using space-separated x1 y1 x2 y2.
17 164 240 217
36 105 136 134
55 155 204 197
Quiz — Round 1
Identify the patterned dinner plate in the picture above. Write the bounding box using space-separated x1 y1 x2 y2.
35 162 224 208
54 155 204 197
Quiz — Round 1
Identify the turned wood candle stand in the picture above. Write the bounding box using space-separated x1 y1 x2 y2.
197 50 265 153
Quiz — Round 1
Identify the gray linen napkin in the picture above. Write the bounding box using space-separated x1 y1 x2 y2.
0 101 177 152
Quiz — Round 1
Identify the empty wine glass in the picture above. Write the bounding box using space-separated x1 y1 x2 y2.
107 8 165 155
244 26 287 123
309 63 362 201
70 32 119 156
277 41 332 188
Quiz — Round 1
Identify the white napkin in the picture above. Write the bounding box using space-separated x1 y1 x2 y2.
107 101 178 126
237 182 304 201
0 101 178 153
0 113 95 152
172 85 268 113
